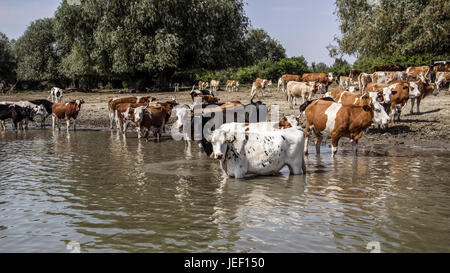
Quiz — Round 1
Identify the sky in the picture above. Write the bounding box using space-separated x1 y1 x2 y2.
0 0 356 66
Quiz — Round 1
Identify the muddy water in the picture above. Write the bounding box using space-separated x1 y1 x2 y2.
0 130 449 253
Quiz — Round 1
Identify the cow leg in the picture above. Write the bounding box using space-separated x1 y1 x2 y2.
109 111 115 129
304 122 311 155
41 115 45 128
410 98 415 114
331 136 340 158
73 120 76 131
416 98 421 114
352 140 358 155
315 135 322 154
52 116 56 130
66 120 70 131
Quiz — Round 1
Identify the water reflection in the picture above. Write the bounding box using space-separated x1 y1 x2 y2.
0 130 449 252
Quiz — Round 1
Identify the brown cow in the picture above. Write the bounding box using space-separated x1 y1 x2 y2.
358 73 373 93
301 73 334 92
52 99 85 131
349 69 362 81
433 63 450 72
136 105 168 141
280 74 302 93
406 65 434 83
303 99 380 157
409 81 439 114
108 96 155 129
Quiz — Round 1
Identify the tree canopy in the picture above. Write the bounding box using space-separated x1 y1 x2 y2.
330 0 450 60
0 32 16 82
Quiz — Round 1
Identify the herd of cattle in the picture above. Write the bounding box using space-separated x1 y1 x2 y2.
1 63 449 178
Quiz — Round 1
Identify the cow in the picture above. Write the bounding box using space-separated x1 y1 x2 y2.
323 89 391 127
198 81 209 90
0 104 34 130
303 98 389 157
135 105 168 141
435 72 450 91
358 73 373 93
339 76 352 88
381 80 421 122
226 80 239 92
280 74 302 93
152 99 179 133
51 99 85 131
349 69 362 81
29 99 53 127
198 95 219 105
173 83 180 92
114 102 149 137
365 82 400 104
301 73 334 93
108 96 155 129
409 81 440 114
190 86 214 101
49 87 63 103
433 63 450 72
371 71 407 84
175 100 267 155
371 64 405 73
286 81 317 108
250 78 272 100
277 78 283 92
0 101 47 129
210 80 220 92
406 65 434 83
210 124 306 179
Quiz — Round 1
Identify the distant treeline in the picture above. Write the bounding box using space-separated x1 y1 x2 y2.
1 0 448 92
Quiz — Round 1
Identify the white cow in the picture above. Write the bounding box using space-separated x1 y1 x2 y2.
210 124 306 179
49 87 63 103
286 81 316 108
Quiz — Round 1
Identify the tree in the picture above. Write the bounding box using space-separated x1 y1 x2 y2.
0 32 16 82
244 28 286 65
54 0 250 88
331 0 450 60
14 18 60 82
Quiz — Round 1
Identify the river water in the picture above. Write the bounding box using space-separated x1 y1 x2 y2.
0 130 449 252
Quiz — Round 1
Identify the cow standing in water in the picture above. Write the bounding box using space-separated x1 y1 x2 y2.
51 99 85 131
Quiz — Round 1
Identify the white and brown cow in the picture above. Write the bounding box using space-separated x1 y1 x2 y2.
226 80 239 92
371 71 407 84
406 65 434 83
357 73 373 93
409 81 440 114
250 78 272 100
135 105 169 141
108 96 155 129
303 98 389 157
210 123 306 179
51 99 84 131
198 81 209 90
339 76 352 88
435 72 450 91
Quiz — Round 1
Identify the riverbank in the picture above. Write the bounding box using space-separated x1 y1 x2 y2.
2 86 450 153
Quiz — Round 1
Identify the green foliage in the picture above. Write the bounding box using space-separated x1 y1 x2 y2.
244 28 286 65
13 18 60 81
353 54 447 73
332 0 450 59
234 56 310 84
0 32 16 82
327 58 352 76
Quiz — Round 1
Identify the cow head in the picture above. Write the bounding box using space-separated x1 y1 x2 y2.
408 82 422 98
32 104 48 118
368 93 390 126
211 129 236 160
328 73 334 81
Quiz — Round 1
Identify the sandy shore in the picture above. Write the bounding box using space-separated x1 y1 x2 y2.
2 85 450 154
